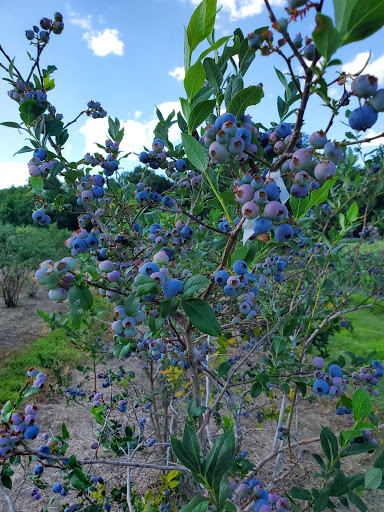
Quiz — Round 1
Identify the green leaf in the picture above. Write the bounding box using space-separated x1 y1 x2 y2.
308 178 337 209
123 292 140 316
69 468 92 490
250 381 262 398
181 133 208 172
45 118 64 137
275 67 290 98
347 201 359 222
61 423 69 440
352 388 372 421
341 441 378 457
232 245 248 263
0 121 23 129
228 85 263 118
184 28 192 73
188 99 216 134
133 275 159 296
364 467 382 489
177 112 188 133
339 430 361 446
183 274 211 296
204 430 235 490
348 491 368 512
203 57 223 90
68 454 79 469
312 14 341 60
184 60 206 100
224 76 244 108
69 286 94 312
182 298 221 336
187 0 217 56
191 86 215 108
13 145 34 157
313 489 330 512
171 437 200 472
290 487 312 500
198 36 231 61
333 0 384 46
159 298 178 317
320 426 338 462
182 424 201 470
290 195 310 220
30 177 44 194
19 99 47 125
180 497 209 512
50 161 65 177
374 450 384 469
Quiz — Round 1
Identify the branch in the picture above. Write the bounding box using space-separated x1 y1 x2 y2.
0 481 14 512
198 270 326 434
340 132 384 147
23 450 186 471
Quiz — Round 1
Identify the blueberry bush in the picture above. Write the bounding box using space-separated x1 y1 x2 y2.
1 1 384 510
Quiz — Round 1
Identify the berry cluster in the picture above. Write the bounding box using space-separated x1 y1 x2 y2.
230 476 290 511
34 257 77 302
0 368 45 459
234 172 294 242
312 357 383 401
28 148 56 178
86 100 107 119
349 75 384 131
8 83 48 105
25 12 64 43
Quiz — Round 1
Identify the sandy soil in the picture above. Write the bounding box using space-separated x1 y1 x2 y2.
0 293 382 511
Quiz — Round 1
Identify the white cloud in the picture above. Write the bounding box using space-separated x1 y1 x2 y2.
134 111 142 118
342 52 384 84
190 0 284 21
328 87 339 99
0 162 28 189
169 66 185 81
66 6 123 57
83 29 124 57
68 14 92 31
79 101 181 165
362 129 384 147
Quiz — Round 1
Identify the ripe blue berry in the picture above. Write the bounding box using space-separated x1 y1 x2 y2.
233 260 248 275
313 380 329 395
275 122 292 138
274 223 293 242
349 105 378 131
351 74 378 98
163 279 183 298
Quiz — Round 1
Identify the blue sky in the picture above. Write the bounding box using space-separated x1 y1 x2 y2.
0 0 383 188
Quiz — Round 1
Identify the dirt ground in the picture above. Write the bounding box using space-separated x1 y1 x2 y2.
0 293 382 511
0 291 67 360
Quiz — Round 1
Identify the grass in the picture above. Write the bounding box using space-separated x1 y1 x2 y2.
0 330 82 404
329 292 384 411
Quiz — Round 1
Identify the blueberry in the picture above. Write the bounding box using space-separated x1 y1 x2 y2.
215 270 230 286
275 122 292 138
274 223 293 242
313 380 329 395
233 260 248 275
349 105 378 131
314 160 336 180
163 279 183 298
52 482 63 493
351 74 378 98
264 182 280 201
24 425 40 440
253 217 273 235
370 89 384 112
